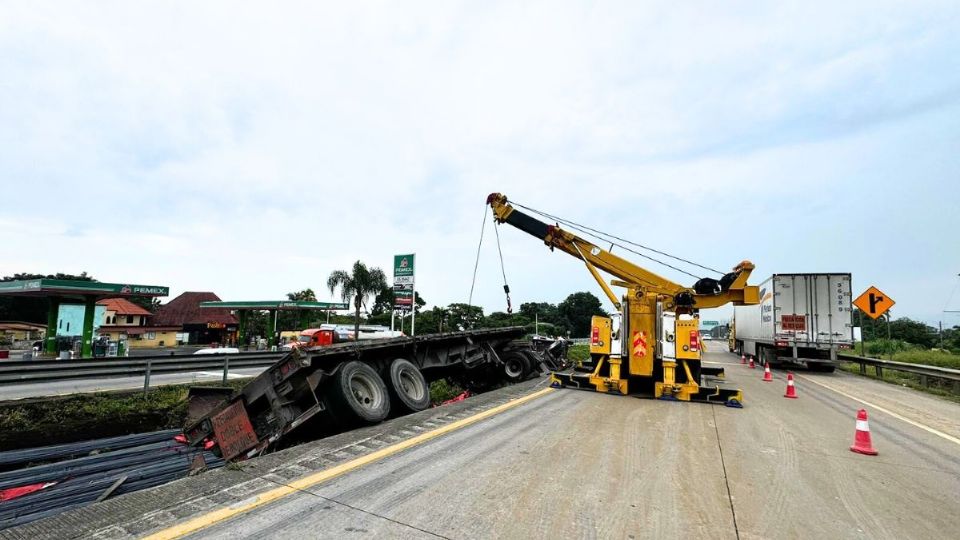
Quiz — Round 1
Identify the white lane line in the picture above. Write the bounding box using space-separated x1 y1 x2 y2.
795 374 960 447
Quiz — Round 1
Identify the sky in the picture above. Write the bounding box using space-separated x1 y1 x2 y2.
1 1 958 327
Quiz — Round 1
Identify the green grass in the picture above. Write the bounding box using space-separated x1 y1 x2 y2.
839 362 960 404
567 344 590 366
429 379 465 404
0 379 251 451
842 344 960 403
847 341 960 369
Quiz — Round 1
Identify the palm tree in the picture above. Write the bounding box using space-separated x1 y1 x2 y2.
327 261 388 340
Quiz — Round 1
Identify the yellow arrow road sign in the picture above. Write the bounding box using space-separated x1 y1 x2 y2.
853 286 895 320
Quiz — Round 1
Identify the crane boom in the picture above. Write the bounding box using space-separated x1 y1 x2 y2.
486 193 759 309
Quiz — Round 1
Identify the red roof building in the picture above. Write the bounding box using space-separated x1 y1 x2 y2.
153 292 238 345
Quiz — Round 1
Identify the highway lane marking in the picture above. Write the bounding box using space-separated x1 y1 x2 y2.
795 374 960 447
143 386 556 540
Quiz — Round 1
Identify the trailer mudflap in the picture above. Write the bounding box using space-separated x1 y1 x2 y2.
210 400 259 461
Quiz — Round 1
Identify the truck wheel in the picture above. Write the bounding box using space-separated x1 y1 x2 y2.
387 358 430 413
329 361 390 424
501 352 530 383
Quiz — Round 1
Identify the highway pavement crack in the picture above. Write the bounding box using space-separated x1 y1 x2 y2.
712 406 740 540
253 472 452 539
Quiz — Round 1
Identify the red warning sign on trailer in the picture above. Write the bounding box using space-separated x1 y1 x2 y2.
781 314 806 331
211 400 259 461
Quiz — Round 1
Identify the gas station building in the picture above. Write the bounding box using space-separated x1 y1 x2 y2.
0 279 169 358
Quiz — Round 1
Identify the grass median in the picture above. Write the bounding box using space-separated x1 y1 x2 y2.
840 346 960 403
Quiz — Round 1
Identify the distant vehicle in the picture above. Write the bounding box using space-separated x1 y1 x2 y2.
730 273 852 372
194 347 240 355
701 334 712 341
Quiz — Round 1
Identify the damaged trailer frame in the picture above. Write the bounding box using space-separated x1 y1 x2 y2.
184 327 564 460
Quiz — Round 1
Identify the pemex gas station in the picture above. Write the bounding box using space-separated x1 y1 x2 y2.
0 278 169 358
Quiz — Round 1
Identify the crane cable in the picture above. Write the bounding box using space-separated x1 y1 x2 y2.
466 203 488 309
509 200 724 278
492 213 512 313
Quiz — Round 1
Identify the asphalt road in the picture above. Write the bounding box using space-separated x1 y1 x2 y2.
173 342 960 540
0 367 266 401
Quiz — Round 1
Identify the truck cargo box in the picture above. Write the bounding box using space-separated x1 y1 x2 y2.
733 273 852 369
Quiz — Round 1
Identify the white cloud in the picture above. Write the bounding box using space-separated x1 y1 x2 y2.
1 0 958 323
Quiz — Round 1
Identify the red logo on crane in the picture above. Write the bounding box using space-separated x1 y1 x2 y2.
632 331 648 358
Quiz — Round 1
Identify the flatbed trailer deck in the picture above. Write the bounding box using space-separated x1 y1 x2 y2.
184 327 564 460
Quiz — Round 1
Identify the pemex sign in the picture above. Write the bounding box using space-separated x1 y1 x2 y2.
393 254 415 311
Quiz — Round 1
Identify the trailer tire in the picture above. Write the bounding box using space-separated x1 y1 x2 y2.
328 361 391 425
387 358 430 413
501 352 530 383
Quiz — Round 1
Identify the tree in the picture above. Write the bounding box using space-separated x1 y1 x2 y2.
519 302 559 325
446 303 485 330
287 289 317 302
327 261 388 339
128 297 162 313
854 310 939 349
372 287 426 316
558 291 607 337
483 311 531 328
276 289 319 331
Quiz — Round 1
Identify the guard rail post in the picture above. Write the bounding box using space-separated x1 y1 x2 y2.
143 360 152 395
222 356 230 385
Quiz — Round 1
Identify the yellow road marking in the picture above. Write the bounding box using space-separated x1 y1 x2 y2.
143 387 556 540
795 374 960 447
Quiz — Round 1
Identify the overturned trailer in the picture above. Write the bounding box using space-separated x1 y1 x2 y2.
184 327 566 460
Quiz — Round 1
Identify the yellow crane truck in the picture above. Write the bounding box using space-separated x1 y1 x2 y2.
487 193 760 406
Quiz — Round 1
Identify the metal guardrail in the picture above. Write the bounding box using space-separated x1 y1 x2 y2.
0 351 286 393
840 354 960 392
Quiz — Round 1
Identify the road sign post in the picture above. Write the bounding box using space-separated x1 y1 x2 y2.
854 286 895 358
393 254 416 336
853 286 895 320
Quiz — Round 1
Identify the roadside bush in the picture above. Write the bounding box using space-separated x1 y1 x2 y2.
892 349 960 370
864 339 918 357
567 344 590 366
429 379 465 404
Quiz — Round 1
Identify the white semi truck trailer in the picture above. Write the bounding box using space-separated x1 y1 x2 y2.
730 273 853 372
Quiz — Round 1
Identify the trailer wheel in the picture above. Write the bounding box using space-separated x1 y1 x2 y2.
329 361 391 424
387 358 430 413
501 352 530 383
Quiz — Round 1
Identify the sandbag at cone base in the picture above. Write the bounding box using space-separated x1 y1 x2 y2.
850 409 878 455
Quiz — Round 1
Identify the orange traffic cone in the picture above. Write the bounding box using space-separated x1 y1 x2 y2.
740 354 746 365
850 409 878 455
748 356 756 369
784 372 798 398
762 364 773 382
